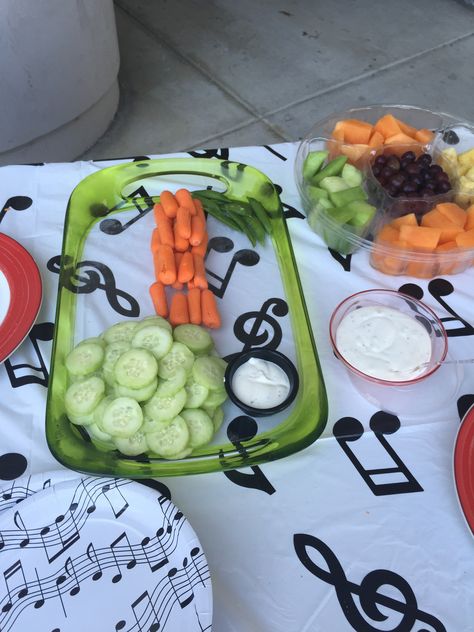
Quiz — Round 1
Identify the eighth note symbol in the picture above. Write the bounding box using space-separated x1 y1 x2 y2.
0 196 32 226
333 412 423 496
205 236 260 299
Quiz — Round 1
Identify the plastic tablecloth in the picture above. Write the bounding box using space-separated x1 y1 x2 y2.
0 143 473 632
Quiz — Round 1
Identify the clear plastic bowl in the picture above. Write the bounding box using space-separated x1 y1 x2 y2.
329 289 450 413
295 104 474 276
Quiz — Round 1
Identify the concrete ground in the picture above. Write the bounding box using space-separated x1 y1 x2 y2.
81 0 474 160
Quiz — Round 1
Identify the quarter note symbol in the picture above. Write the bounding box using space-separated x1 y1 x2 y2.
2 560 28 613
33 568 45 608
0 195 32 226
333 412 423 496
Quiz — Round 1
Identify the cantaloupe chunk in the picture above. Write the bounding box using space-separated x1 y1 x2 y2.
414 128 435 144
391 213 418 228
340 143 370 166
455 228 474 248
396 118 418 138
336 119 373 145
368 130 384 148
399 225 441 250
465 205 474 230
436 240 458 252
374 114 402 139
435 202 467 228
384 132 418 146
377 224 400 243
406 259 438 278
421 209 464 243
331 125 345 142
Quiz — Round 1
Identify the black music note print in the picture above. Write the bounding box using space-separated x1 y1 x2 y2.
294 534 446 632
86 542 103 581
333 412 423 496
101 481 129 519
221 416 276 494
47 255 140 317
39 509 80 563
2 560 29 613
168 565 195 609
0 195 32 226
4 322 54 388
110 532 137 583
273 183 305 220
33 568 46 609
188 147 230 160
230 297 289 358
399 280 474 337
263 145 288 161
140 530 169 572
99 185 154 235
13 511 30 548
115 590 160 632
205 236 260 299
56 557 80 597
329 248 353 272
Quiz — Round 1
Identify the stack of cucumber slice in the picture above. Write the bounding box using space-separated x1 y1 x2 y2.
64 317 227 460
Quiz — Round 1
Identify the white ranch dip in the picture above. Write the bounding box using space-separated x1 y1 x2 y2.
232 357 290 409
335 305 432 381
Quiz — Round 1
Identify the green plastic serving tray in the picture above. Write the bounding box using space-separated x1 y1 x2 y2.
46 158 328 477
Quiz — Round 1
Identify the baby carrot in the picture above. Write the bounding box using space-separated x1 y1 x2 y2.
169 292 189 326
190 215 206 247
173 252 184 288
149 281 168 318
193 254 208 289
176 206 192 240
188 280 195 290
154 204 174 248
178 251 194 283
193 198 206 222
154 245 176 285
150 227 161 254
187 287 202 325
201 289 221 329
191 232 208 257
176 189 196 215
174 222 189 252
160 190 179 218
172 280 184 289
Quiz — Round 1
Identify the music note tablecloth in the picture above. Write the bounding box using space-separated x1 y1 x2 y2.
0 143 473 632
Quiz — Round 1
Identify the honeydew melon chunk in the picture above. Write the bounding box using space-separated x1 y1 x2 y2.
305 185 329 203
346 201 377 227
302 150 329 182
329 185 367 208
319 176 350 193
341 163 363 187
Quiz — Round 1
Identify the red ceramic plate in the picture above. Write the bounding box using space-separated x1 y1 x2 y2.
0 233 42 363
454 405 474 535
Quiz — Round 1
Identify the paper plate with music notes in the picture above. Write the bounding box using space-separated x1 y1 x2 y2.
454 404 474 536
0 475 212 632
0 233 42 364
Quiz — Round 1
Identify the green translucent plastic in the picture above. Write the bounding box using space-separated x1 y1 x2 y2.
46 158 328 477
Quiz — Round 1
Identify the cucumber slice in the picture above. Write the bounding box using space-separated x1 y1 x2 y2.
65 342 104 377
203 387 227 408
68 411 95 426
155 368 187 397
131 325 173 360
135 316 172 334
114 377 158 402
65 376 105 417
184 375 209 408
192 356 226 391
114 348 158 389
158 342 194 380
146 415 190 457
78 337 105 348
144 388 187 423
103 321 138 344
90 438 116 452
114 430 148 456
173 324 214 355
87 421 113 443
93 396 114 427
180 409 214 449
142 417 173 434
212 407 224 432
100 397 143 438
103 341 131 386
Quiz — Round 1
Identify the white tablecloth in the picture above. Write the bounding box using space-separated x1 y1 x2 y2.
1 143 473 632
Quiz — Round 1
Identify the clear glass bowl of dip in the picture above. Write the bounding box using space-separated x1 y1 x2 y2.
329 289 450 414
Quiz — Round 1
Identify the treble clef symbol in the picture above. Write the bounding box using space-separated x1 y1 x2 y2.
232 297 289 355
294 534 446 632
47 255 140 317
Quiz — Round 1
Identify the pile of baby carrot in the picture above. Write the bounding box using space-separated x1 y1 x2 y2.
149 188 221 328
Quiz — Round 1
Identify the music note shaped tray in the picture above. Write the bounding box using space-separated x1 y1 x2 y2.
0 474 212 631
46 157 328 477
